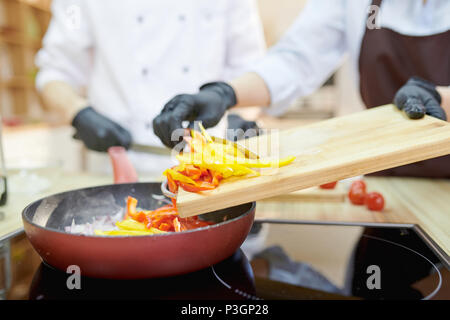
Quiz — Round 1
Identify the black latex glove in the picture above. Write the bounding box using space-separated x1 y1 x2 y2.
226 114 260 141
394 77 446 121
72 106 132 152
153 82 237 148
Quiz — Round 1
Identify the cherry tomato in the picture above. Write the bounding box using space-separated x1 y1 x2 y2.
320 181 337 189
348 187 366 205
365 192 385 211
350 180 366 192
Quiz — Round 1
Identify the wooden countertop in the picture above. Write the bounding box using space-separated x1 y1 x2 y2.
256 177 450 257
0 172 449 257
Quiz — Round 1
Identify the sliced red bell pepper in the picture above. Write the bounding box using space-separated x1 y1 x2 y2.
202 170 213 183
173 217 182 232
166 172 179 194
131 211 147 223
179 216 212 229
182 165 202 180
212 171 223 186
158 222 172 232
200 168 210 178
178 181 216 193
152 204 177 212
125 196 138 219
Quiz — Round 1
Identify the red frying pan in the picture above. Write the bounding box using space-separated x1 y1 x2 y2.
22 147 255 279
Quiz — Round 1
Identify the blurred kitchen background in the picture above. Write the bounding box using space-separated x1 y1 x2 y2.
0 0 365 173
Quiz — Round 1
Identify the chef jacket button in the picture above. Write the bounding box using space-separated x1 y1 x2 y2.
178 14 186 22
182 66 189 74
142 68 148 76
145 122 152 130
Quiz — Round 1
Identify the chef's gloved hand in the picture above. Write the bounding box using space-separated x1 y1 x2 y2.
153 82 237 148
394 77 447 121
72 106 132 152
226 114 260 141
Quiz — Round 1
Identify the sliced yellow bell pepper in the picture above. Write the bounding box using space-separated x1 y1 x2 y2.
195 123 248 159
166 125 295 193
220 163 259 177
197 123 213 143
176 154 259 178
176 152 294 169
116 219 147 232
148 227 169 234
95 229 153 236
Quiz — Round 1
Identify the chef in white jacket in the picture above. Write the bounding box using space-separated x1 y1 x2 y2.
35 0 266 174
154 0 450 178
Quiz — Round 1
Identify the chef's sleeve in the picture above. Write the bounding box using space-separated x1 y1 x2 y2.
35 0 93 94
223 0 267 80
251 0 347 116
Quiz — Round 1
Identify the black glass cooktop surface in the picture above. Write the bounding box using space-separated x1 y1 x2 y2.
27 222 448 300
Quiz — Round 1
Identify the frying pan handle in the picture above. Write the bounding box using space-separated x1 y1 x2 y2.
161 179 177 199
107 147 138 184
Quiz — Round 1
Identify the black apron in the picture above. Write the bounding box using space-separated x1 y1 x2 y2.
350 0 447 300
359 0 450 178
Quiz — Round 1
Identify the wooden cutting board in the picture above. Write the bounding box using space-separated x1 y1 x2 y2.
176 105 450 217
262 186 346 202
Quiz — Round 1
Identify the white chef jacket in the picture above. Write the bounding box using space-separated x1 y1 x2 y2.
251 0 450 116
36 0 266 174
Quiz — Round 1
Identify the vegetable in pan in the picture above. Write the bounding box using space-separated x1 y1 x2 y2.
95 196 212 236
164 124 295 194
95 124 295 236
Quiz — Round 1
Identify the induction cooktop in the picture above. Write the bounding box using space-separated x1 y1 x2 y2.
26 221 448 300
